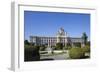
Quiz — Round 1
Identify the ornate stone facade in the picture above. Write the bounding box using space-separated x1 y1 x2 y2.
30 28 87 47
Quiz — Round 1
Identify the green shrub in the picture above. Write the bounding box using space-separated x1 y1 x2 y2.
63 46 68 50
25 45 34 49
53 46 58 50
24 45 40 61
56 43 63 50
40 45 46 51
63 46 71 50
82 45 90 53
34 45 40 50
69 48 85 59
74 43 81 48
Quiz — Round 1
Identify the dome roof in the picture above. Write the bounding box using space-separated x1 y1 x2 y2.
59 27 64 34
57 27 66 36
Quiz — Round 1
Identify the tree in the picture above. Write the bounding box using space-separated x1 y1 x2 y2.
67 43 72 49
82 41 90 53
82 32 88 45
24 40 30 45
56 43 63 50
86 41 90 46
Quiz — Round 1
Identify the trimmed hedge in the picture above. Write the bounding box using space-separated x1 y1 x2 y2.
69 48 85 59
24 45 40 61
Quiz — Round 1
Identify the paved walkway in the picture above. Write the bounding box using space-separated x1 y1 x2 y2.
40 51 70 60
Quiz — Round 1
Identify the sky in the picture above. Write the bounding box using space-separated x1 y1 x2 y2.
24 11 90 41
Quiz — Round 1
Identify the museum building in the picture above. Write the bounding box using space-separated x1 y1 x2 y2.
30 28 87 47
